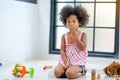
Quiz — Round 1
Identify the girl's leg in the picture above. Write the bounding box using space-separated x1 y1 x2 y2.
54 64 65 78
65 66 83 79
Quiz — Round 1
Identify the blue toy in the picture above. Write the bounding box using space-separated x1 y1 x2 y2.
0 63 2 66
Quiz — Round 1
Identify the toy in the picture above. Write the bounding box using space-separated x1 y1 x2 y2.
43 65 52 70
103 61 120 76
114 77 120 80
0 63 2 66
91 69 96 80
12 64 34 78
97 73 101 80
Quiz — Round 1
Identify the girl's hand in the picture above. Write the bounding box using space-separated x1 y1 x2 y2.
64 60 70 69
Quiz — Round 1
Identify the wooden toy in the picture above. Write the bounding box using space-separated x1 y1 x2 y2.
97 73 101 80
114 77 120 80
91 69 96 80
43 65 52 70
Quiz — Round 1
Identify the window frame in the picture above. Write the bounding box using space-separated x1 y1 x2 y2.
16 0 37 4
49 0 119 58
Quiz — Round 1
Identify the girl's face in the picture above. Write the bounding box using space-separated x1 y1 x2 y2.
66 14 81 31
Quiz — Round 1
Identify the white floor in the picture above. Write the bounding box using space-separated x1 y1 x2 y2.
0 60 118 80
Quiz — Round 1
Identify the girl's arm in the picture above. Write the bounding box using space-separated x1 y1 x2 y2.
60 34 68 64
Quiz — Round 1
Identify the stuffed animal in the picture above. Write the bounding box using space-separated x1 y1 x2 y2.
103 61 120 76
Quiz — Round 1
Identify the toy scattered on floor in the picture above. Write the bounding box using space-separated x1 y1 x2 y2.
91 69 96 80
114 77 120 80
0 63 2 66
43 65 52 70
103 61 120 76
12 64 34 78
97 73 101 80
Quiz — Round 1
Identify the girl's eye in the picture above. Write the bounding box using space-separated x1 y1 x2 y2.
73 21 75 23
68 21 70 23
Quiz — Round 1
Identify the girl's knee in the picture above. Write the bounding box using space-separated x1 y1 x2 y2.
65 70 74 78
54 68 64 78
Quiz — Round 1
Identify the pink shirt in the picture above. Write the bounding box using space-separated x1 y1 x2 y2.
59 32 88 66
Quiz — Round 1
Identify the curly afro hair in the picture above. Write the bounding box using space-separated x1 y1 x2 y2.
59 4 89 27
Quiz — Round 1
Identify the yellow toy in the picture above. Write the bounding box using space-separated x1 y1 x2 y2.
114 77 120 80
97 73 101 80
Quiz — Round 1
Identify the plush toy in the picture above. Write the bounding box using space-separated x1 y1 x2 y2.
103 61 120 76
12 64 34 78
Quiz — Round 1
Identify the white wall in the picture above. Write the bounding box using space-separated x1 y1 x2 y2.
0 0 39 64
37 0 59 60
37 0 120 60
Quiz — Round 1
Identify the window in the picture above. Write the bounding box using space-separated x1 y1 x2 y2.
49 0 119 58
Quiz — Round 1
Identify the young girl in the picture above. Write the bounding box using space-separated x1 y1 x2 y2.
54 5 89 79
